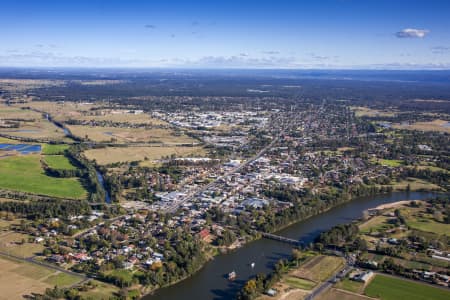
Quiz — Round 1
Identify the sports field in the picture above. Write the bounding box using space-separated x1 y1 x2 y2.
364 274 450 300
0 155 86 199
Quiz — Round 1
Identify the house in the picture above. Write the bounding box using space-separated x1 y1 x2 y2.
198 228 210 241
35 237 44 243
123 262 134 270
352 271 374 283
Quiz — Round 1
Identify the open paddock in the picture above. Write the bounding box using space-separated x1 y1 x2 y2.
0 155 87 199
318 288 370 300
351 106 397 118
76 111 168 125
67 125 195 144
393 119 450 133
84 145 206 165
0 256 82 300
0 231 44 257
291 255 345 282
364 274 450 300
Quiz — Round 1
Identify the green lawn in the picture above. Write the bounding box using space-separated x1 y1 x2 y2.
42 144 69 155
379 159 404 167
365 274 450 300
336 278 364 293
284 276 316 290
405 216 450 235
0 155 86 199
44 272 82 287
44 155 77 170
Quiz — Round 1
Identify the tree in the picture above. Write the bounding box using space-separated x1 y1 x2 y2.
291 248 302 266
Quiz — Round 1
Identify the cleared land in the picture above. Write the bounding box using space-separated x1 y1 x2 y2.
78 280 120 300
335 278 365 294
292 255 345 282
44 155 77 170
318 288 370 300
42 144 69 155
283 276 316 290
364 274 450 300
380 177 443 192
0 232 44 257
402 207 450 235
0 256 82 300
377 159 404 167
77 111 167 125
17 101 95 122
84 146 206 165
0 103 43 120
0 119 66 141
0 155 86 199
351 106 396 118
393 119 450 134
67 125 195 144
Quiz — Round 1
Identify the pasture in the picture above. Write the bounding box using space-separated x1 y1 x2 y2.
292 255 345 282
393 119 450 134
0 256 82 300
0 155 86 199
44 155 77 170
42 144 69 155
318 288 369 300
364 274 450 300
67 124 195 144
84 145 206 165
0 232 44 257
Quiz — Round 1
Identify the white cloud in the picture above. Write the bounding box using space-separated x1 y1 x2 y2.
395 28 429 38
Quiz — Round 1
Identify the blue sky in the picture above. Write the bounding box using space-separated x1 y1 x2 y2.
1 0 450 68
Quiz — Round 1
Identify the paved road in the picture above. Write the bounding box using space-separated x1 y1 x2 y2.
164 128 283 213
305 263 352 300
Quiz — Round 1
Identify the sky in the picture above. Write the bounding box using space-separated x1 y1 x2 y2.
1 0 450 69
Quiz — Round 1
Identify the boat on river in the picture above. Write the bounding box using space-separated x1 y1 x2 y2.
228 271 236 280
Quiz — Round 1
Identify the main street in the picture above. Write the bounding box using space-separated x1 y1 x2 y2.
164 115 293 214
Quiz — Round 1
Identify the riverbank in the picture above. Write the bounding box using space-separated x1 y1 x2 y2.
145 192 436 300
372 199 423 210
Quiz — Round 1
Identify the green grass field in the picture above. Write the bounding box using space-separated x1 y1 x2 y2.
283 276 316 290
364 274 450 300
44 272 82 287
335 278 364 293
44 155 77 170
42 144 69 155
405 215 450 235
378 159 404 167
0 155 86 199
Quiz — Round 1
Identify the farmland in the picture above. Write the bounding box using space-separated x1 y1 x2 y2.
393 119 450 134
0 232 44 257
0 256 82 300
318 288 369 300
44 155 77 170
66 124 195 144
0 155 86 199
364 274 450 300
42 144 69 155
84 145 206 165
292 255 345 282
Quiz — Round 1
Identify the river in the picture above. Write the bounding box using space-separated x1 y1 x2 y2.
96 171 111 204
145 192 435 300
